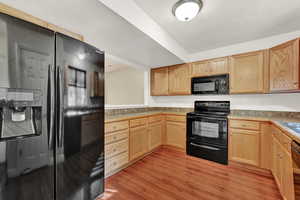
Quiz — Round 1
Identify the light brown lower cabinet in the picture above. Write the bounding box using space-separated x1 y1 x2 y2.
148 121 162 151
272 134 295 200
129 125 149 161
229 128 260 166
166 121 186 149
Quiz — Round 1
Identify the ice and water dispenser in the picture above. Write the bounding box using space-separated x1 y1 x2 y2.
0 88 42 140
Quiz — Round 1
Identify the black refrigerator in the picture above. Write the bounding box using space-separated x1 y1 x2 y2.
0 13 105 200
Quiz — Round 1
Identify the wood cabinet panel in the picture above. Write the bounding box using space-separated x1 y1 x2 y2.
260 123 273 170
272 136 295 200
229 128 260 166
105 139 128 159
273 126 292 153
190 57 229 77
168 64 191 95
282 148 295 200
105 151 128 176
208 57 229 75
151 67 169 96
105 129 128 145
230 120 260 130
166 121 186 149
148 115 163 124
129 125 149 161
166 115 186 123
270 39 300 91
129 118 148 128
105 121 129 133
148 122 162 151
190 60 210 77
229 50 268 93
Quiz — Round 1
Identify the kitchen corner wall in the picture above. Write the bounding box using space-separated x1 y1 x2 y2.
145 30 300 112
105 67 145 105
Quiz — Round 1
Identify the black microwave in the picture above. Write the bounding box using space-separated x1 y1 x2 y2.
191 74 229 95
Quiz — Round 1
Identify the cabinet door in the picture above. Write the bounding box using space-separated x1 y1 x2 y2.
151 67 169 96
282 147 295 200
260 123 273 169
148 122 162 151
168 64 191 95
273 138 283 190
129 125 148 161
190 60 210 77
229 128 260 166
270 39 300 91
166 121 186 149
191 57 229 77
229 50 268 94
208 57 229 75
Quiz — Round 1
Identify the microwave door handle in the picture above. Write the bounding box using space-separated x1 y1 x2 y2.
47 65 55 149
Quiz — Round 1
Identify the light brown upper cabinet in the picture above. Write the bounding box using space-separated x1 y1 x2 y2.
191 57 229 77
151 67 169 96
168 64 191 95
269 39 300 92
229 50 269 94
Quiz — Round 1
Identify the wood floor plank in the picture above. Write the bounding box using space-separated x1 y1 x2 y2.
99 147 282 200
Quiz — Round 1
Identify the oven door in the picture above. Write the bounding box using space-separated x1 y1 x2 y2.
187 114 228 147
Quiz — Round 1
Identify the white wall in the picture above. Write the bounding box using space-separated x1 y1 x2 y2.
105 67 145 106
145 31 300 112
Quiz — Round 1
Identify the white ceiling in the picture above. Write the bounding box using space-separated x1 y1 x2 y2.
2 0 300 70
133 0 300 54
0 0 183 68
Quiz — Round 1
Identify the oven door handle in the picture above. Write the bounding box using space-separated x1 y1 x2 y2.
190 143 221 151
187 115 227 121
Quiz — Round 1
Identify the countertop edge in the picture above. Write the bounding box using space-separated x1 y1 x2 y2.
105 112 187 123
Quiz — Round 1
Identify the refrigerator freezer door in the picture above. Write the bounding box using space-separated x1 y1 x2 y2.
0 13 55 200
55 33 105 200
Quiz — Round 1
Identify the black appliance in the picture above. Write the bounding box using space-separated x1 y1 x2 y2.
187 101 230 165
191 74 229 95
0 13 104 200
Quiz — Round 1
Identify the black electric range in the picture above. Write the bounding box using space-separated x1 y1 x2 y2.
186 101 230 165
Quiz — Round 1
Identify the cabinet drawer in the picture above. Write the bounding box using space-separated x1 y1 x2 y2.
105 152 128 175
230 120 260 130
105 129 128 144
105 121 129 133
148 115 163 124
105 139 128 159
166 115 185 122
130 118 148 128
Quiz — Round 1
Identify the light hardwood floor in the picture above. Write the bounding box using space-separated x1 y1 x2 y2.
99 147 282 200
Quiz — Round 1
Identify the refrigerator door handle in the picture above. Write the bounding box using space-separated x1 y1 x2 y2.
56 66 63 147
47 64 55 149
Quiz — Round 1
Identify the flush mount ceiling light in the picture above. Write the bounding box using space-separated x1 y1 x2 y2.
172 0 203 22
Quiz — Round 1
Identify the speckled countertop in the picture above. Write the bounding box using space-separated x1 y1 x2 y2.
105 107 300 142
105 111 188 123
